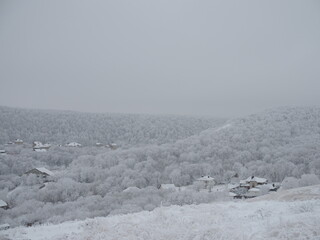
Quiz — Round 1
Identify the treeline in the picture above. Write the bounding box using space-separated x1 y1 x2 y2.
0 106 223 147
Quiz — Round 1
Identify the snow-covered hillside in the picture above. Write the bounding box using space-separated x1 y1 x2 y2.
1 107 320 227
2 185 320 240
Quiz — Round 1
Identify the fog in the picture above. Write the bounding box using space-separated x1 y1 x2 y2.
0 0 319 117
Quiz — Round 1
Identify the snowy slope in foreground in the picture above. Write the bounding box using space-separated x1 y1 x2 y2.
2 185 320 240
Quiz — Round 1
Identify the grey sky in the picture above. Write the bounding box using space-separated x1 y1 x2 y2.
0 0 320 117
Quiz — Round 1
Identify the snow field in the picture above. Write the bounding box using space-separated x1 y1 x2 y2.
3 199 320 240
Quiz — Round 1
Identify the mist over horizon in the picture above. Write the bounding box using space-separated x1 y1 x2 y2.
1 0 320 117
2 103 320 120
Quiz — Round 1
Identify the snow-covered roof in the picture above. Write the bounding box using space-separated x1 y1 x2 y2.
245 176 267 184
240 183 250 187
15 139 23 143
0 150 6 153
35 167 54 176
66 142 82 147
239 180 250 187
33 141 51 149
197 176 215 181
0 199 8 208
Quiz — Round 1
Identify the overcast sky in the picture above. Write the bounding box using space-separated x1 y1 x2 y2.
0 1 319 117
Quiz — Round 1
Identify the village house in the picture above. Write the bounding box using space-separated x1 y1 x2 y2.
197 175 215 186
243 184 279 198
106 143 118 150
0 199 8 210
25 167 54 179
96 142 103 147
196 175 215 191
0 149 6 155
244 176 268 188
229 176 270 199
33 141 51 151
66 142 82 147
33 141 51 152
14 139 23 144
267 183 280 191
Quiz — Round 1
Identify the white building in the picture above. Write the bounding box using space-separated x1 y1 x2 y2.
196 176 216 191
66 142 82 147
33 141 51 150
244 176 268 188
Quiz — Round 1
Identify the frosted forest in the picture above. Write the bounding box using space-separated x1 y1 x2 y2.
1 106 320 227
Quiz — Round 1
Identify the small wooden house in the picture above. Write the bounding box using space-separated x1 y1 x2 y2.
0 200 8 210
239 180 250 189
25 167 54 178
0 150 6 155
